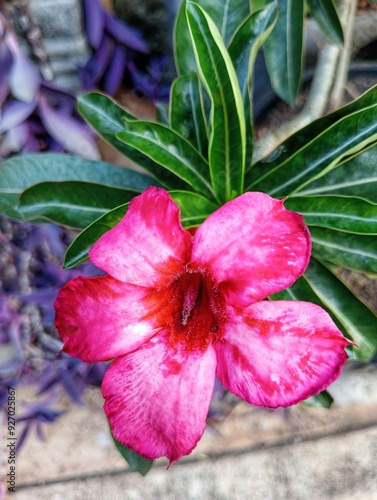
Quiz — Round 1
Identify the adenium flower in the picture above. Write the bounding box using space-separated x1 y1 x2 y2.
55 187 351 464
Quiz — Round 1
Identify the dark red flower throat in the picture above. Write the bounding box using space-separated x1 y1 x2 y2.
145 264 227 352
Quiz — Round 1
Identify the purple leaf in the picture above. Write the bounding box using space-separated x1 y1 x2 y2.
79 34 112 89
0 99 37 133
0 42 12 110
103 43 127 95
41 80 77 106
22 133 40 154
6 33 40 102
0 123 28 157
38 95 100 159
83 0 105 49
105 13 149 53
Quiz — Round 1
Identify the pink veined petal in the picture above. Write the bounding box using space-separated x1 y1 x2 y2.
103 333 217 464
216 301 351 408
89 187 192 287
54 275 160 363
192 192 311 307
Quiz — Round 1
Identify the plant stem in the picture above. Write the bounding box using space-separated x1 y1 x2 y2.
329 0 358 109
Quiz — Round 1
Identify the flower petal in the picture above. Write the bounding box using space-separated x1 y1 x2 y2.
89 188 192 287
54 275 159 363
192 192 311 306
103 334 217 464
216 301 351 408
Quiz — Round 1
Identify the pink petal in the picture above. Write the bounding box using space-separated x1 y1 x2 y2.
54 275 160 363
216 301 351 408
89 188 192 287
192 192 311 307
102 333 217 464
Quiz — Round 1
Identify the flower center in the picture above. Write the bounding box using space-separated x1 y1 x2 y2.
143 264 226 352
169 266 226 351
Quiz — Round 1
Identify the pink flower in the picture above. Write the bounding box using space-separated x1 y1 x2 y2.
55 187 351 464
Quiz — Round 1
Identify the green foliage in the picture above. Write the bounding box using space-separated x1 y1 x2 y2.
264 0 304 106
111 432 154 476
303 390 334 409
0 154 156 221
306 0 343 45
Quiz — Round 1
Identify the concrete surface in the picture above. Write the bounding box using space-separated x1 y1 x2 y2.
4 363 377 499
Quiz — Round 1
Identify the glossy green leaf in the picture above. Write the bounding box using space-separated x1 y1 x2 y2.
156 101 170 125
247 103 377 196
284 195 377 234
0 153 155 220
174 0 197 76
264 0 304 106
306 0 343 45
63 190 218 269
252 0 273 12
77 92 187 190
116 120 215 201
63 204 129 268
250 85 377 173
174 0 251 76
186 1 246 202
19 181 139 229
296 144 377 203
111 432 153 476
303 390 334 409
170 190 218 226
229 2 278 169
310 227 377 274
304 259 377 361
170 72 208 156
194 0 251 45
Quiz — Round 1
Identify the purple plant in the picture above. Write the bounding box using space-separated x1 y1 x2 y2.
0 216 108 450
0 0 168 161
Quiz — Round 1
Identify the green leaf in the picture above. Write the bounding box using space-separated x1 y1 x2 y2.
195 0 251 46
174 0 197 76
247 103 377 196
186 1 246 202
170 190 218 226
264 0 304 106
297 144 377 203
271 258 377 361
0 153 155 220
116 120 215 201
303 390 334 408
306 0 344 45
63 204 129 268
304 259 377 361
250 85 377 173
170 72 208 156
156 101 170 125
63 190 218 269
284 195 377 234
174 0 251 76
229 2 278 169
310 227 377 274
111 432 153 476
18 181 139 229
77 92 188 190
